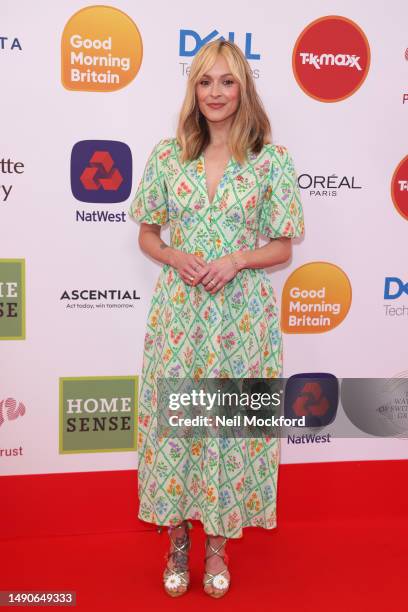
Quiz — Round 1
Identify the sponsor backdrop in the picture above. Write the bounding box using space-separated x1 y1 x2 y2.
1 0 408 477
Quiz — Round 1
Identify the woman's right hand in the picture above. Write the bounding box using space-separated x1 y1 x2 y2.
170 250 209 286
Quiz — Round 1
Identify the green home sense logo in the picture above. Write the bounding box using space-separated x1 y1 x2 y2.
0 259 25 340
59 376 138 453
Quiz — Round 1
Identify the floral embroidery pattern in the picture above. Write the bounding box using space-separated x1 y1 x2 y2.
128 138 304 538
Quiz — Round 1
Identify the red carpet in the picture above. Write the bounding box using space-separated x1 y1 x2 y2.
1 460 407 611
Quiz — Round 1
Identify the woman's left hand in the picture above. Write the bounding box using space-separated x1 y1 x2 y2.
197 254 240 295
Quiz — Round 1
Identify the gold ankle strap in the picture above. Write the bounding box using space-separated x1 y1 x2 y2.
205 536 227 562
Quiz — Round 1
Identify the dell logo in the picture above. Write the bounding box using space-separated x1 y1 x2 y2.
179 30 260 59
384 277 408 299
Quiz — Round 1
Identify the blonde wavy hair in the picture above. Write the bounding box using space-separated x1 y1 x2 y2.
175 40 272 165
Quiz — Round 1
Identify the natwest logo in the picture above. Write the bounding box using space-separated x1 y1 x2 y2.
71 140 132 204
80 151 123 191
284 373 338 431
292 15 370 102
71 141 131 224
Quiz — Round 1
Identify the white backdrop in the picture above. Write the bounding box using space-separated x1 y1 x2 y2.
1 0 408 477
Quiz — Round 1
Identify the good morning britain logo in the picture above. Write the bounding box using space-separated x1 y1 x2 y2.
281 262 352 333
61 5 143 92
292 15 370 102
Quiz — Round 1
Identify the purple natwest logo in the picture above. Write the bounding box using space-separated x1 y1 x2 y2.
71 140 132 203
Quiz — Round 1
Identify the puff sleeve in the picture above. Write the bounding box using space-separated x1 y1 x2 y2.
128 140 169 225
258 145 305 239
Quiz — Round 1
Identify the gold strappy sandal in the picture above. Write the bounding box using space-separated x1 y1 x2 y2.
163 520 192 597
203 535 230 598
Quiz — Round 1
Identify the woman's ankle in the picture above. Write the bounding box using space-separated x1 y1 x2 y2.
167 522 190 569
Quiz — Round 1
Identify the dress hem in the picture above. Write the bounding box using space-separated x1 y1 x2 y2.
137 513 278 540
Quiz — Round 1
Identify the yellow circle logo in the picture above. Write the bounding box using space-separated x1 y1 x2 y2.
61 6 143 92
281 262 352 333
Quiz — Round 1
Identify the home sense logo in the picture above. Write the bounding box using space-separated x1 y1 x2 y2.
292 15 370 102
281 262 352 333
391 155 408 221
0 259 25 340
59 376 138 453
61 6 143 92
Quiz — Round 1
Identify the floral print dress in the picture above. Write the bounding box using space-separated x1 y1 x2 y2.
129 137 304 538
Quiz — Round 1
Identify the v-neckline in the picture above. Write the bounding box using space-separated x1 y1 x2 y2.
199 150 233 206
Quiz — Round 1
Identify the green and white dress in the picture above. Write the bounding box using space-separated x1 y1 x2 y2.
129 137 304 538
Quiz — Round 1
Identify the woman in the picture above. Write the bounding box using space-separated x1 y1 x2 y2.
129 39 305 598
